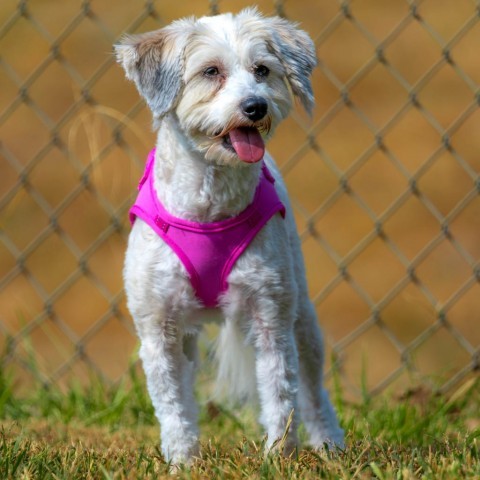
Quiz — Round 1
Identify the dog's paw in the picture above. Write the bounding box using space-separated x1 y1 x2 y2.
309 428 345 452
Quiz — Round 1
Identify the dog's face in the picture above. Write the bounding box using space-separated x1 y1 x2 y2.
115 8 317 166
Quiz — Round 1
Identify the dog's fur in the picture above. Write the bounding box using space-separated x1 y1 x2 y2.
116 8 344 464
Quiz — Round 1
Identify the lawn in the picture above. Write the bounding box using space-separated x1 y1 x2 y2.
0 364 478 479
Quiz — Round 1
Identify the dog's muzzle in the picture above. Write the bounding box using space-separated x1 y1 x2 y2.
218 96 268 164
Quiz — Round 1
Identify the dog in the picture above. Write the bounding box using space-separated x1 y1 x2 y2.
115 8 344 465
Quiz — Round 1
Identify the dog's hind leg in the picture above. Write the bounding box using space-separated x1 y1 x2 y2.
294 299 345 449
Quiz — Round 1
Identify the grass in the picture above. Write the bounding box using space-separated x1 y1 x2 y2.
0 362 479 479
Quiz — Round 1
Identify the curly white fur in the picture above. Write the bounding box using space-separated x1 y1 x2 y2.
117 8 344 465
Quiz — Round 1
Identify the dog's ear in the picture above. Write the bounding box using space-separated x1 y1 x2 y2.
114 20 193 120
266 17 317 115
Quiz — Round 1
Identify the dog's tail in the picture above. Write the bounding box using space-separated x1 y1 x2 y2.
213 319 257 403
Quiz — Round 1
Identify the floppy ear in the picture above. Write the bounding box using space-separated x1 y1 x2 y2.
266 17 317 115
114 19 193 121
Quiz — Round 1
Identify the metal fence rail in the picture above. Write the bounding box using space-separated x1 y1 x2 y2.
0 0 479 398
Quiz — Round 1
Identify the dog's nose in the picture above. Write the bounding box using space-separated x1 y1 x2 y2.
241 96 268 121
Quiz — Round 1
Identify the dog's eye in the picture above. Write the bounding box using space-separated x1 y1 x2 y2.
254 65 270 77
203 66 220 77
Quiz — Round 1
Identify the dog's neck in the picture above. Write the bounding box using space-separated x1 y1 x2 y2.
153 115 262 223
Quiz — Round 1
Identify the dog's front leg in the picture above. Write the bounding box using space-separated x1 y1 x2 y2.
125 223 200 464
248 298 300 455
136 314 199 465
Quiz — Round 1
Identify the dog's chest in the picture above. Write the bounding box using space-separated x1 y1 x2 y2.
155 163 260 222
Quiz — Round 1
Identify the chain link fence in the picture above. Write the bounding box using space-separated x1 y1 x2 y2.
1 0 479 398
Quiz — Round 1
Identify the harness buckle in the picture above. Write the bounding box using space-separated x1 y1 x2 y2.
155 216 170 233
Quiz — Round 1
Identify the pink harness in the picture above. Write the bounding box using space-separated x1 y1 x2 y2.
129 149 286 307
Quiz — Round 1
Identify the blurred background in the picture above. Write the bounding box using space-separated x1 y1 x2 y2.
0 0 479 399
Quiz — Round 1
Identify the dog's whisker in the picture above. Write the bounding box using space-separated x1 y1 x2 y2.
210 118 272 140
257 116 272 135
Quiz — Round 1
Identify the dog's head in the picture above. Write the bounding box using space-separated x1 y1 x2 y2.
115 8 317 165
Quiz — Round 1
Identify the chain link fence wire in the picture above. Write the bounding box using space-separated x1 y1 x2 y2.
0 0 479 398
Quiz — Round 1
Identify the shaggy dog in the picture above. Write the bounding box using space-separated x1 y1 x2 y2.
115 8 344 465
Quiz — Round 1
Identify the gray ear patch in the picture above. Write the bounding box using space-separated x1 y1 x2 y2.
114 22 193 121
135 36 183 120
266 18 317 114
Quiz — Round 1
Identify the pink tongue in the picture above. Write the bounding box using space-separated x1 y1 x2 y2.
228 127 265 163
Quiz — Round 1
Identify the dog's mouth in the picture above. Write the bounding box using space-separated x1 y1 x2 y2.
221 127 265 163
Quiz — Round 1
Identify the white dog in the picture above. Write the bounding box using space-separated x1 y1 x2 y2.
116 8 344 464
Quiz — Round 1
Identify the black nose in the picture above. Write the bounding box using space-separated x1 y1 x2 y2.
241 96 268 121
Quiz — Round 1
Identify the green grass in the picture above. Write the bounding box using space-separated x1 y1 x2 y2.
0 363 478 479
